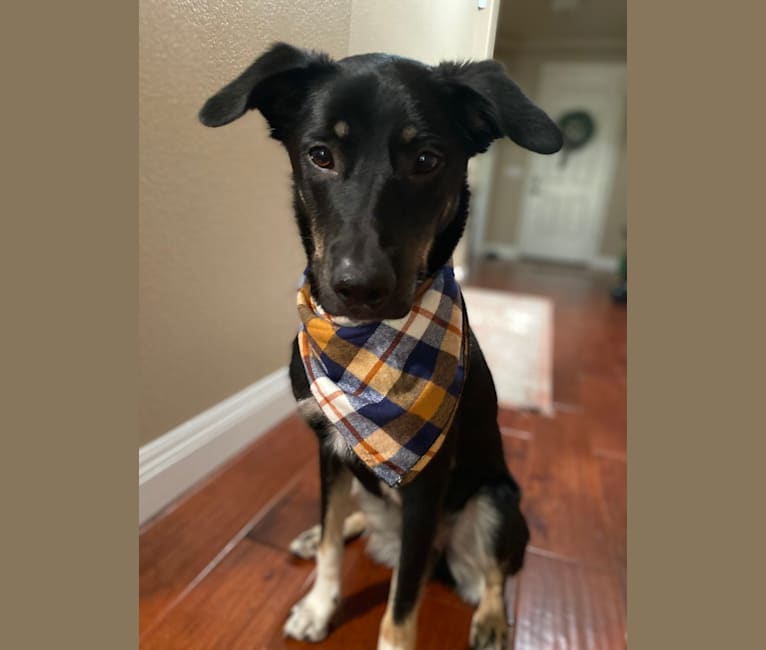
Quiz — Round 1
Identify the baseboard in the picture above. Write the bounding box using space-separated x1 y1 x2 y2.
588 255 619 273
480 242 521 261
480 244 618 274
139 366 295 525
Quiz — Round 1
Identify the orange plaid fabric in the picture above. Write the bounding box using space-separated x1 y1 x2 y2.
297 266 468 487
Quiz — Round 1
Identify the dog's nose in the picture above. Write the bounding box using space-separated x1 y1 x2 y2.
331 257 395 308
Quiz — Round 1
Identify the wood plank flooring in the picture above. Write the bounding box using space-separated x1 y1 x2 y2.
139 259 627 649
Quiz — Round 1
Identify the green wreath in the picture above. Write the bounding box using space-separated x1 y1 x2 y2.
557 110 596 163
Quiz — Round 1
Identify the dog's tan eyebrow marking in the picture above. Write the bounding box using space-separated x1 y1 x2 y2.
334 121 349 138
401 126 418 143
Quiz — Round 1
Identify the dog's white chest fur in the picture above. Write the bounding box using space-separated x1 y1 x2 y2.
297 397 352 458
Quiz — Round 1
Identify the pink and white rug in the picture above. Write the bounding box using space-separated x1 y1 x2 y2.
461 287 554 415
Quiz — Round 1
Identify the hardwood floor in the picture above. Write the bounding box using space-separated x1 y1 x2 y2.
139 259 627 649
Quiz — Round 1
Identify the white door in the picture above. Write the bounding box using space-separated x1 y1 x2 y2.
517 62 626 264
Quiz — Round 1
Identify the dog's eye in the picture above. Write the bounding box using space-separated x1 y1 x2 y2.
413 151 441 174
308 146 334 170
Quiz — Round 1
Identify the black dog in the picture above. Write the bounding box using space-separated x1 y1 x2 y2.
200 42 561 650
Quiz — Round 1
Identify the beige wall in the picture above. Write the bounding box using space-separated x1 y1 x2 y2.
139 0 351 445
484 46 627 258
349 0 499 62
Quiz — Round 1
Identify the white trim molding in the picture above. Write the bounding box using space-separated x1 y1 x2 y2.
479 242 618 273
480 242 521 261
139 366 295 525
588 255 620 273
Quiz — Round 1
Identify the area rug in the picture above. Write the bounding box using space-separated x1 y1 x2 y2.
461 286 554 415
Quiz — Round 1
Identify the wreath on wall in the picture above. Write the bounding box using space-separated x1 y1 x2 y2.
557 109 596 165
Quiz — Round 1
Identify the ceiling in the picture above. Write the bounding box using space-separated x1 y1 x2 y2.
496 0 626 46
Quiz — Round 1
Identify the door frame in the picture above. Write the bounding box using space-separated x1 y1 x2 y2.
516 60 626 265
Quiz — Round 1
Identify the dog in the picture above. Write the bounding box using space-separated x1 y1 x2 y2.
199 42 562 650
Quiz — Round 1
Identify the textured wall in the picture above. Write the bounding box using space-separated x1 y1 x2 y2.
139 0 351 445
349 0 497 63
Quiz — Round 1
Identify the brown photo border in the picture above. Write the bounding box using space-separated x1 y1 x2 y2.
628 1 764 648
3 2 137 649
3 1 764 648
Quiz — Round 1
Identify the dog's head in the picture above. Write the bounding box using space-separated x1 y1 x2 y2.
200 43 561 320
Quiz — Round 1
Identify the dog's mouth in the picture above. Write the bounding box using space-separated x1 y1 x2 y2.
311 260 429 323
313 275 418 323
321 293 414 323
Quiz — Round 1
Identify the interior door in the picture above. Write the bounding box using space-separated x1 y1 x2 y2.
517 62 626 264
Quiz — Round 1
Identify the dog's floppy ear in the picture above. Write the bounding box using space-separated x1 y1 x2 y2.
199 42 336 139
436 60 562 156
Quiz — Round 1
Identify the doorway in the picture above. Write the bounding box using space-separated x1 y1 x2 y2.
517 62 626 264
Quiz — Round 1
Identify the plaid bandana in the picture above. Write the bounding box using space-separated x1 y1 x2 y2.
297 266 468 487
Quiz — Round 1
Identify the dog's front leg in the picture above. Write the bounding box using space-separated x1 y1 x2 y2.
284 446 353 642
378 481 444 650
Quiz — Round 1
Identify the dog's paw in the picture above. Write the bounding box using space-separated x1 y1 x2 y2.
288 524 321 559
283 593 336 642
469 609 509 650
